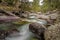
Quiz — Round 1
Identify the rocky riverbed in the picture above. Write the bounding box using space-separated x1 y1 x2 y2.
0 9 60 40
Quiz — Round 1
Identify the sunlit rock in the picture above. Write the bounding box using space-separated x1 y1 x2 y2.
45 23 60 40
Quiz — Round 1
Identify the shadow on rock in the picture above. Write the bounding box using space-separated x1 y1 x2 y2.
29 22 46 40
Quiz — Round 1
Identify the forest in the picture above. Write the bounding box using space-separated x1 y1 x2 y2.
0 0 60 40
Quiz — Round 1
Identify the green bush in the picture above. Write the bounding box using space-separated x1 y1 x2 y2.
4 0 14 5
41 0 60 12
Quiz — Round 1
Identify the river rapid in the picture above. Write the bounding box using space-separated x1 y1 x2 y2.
6 24 34 40
5 15 47 40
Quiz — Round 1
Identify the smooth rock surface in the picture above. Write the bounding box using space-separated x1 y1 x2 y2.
45 23 60 40
29 23 46 40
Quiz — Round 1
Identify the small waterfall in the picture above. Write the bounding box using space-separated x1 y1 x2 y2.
6 24 33 40
19 24 33 40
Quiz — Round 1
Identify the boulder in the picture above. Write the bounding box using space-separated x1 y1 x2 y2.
0 30 8 40
37 12 59 25
12 11 20 17
29 23 46 40
0 9 6 13
0 28 19 39
45 23 60 40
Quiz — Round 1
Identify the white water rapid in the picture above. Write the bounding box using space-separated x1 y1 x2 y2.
6 24 33 40
6 15 47 40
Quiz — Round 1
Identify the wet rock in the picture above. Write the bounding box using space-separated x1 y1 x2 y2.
0 28 19 40
36 15 54 25
37 12 59 25
0 9 10 16
0 9 6 13
45 23 60 40
7 29 20 37
0 13 5 16
0 30 8 40
19 11 29 18
12 11 20 17
29 23 46 40
7 28 19 35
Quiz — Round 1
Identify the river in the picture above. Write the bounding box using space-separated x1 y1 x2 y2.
5 15 47 40
6 24 34 40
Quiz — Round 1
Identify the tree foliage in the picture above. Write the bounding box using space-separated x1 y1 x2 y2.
41 0 60 12
3 0 19 6
32 0 40 12
20 0 40 12
20 2 31 11
4 0 14 5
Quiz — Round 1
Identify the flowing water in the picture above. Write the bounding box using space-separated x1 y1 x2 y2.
6 24 33 40
5 16 47 40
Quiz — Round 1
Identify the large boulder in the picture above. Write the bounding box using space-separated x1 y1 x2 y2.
29 23 46 40
45 23 60 40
